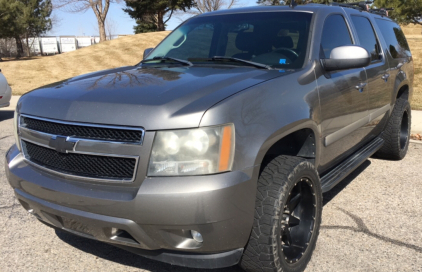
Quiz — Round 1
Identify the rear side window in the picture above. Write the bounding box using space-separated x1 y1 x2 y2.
375 19 411 58
321 15 353 58
351 16 381 62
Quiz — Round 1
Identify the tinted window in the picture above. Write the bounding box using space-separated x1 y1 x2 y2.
146 12 313 69
321 15 352 58
167 24 214 60
351 16 380 62
375 19 411 58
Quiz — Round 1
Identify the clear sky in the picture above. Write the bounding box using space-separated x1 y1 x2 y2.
49 0 258 37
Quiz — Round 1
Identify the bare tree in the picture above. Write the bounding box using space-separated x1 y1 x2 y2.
53 0 120 42
191 0 239 14
105 17 117 40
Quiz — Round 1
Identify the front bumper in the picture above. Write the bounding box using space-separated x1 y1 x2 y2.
0 85 12 108
6 144 258 269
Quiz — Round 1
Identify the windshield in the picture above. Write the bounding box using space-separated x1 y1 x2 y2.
145 11 313 69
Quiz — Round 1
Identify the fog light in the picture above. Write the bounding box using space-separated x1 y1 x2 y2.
191 230 203 243
111 227 119 236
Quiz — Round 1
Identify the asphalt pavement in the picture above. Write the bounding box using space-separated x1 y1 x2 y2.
1 99 421 272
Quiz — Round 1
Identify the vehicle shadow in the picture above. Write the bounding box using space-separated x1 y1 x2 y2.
0 110 14 122
322 160 371 206
55 230 243 272
320 159 422 255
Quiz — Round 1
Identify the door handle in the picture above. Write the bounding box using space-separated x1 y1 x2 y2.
355 83 367 92
382 74 390 81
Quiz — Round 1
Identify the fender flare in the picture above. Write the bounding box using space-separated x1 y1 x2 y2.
253 119 321 172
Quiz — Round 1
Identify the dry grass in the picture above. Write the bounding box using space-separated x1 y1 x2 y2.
0 28 421 110
0 31 170 95
404 25 422 110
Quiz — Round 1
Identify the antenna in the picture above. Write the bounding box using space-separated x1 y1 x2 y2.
290 0 297 8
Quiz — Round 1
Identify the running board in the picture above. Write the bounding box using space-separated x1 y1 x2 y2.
321 137 384 193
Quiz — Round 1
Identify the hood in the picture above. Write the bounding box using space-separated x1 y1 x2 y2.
19 65 284 130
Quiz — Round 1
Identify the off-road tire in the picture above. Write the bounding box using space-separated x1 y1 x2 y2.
376 98 411 160
240 155 322 272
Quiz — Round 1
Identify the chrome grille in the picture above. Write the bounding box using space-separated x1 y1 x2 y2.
22 141 136 180
18 114 142 182
21 116 144 143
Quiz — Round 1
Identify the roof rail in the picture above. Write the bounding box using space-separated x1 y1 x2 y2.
368 8 393 17
331 1 372 11
290 0 298 8
330 1 393 17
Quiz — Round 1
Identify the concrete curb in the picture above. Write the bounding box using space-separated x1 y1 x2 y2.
2 96 422 134
411 110 422 134
410 139 422 145
0 96 19 111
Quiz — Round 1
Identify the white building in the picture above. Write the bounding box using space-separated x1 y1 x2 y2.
76 36 92 48
27 38 41 55
40 37 59 55
60 36 77 53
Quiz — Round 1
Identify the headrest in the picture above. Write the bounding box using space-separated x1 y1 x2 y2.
273 36 294 49
235 32 256 51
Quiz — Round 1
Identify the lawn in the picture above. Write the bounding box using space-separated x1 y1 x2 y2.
0 26 421 109
0 31 170 96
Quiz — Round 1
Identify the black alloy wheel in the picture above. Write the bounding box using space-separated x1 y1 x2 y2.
240 155 322 272
280 178 316 264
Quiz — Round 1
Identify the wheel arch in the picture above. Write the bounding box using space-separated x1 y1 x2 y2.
392 75 412 106
254 120 321 173
396 84 409 101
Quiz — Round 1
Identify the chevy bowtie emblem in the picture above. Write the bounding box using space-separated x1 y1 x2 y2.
48 136 76 153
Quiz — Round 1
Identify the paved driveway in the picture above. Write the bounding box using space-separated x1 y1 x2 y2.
0 109 421 272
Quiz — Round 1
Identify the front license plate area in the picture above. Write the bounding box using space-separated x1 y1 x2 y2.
61 217 96 237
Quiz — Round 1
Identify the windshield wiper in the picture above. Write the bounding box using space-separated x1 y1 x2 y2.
189 56 271 70
141 56 193 66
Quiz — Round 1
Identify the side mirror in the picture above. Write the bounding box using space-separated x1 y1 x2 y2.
321 46 370 71
143 48 154 60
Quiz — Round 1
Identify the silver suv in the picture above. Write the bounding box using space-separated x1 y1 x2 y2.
6 3 413 272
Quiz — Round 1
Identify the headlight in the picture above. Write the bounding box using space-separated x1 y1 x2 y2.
148 124 235 176
13 108 21 151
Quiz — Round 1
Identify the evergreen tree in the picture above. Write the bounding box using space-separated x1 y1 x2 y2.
374 0 422 25
20 0 53 56
123 0 196 33
0 0 22 39
0 0 52 58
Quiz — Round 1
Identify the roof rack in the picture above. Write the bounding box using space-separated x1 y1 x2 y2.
331 1 371 11
368 8 393 17
330 1 393 17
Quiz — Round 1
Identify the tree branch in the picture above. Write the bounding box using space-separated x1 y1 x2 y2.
164 8 174 24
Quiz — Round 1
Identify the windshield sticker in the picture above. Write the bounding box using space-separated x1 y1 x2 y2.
279 59 287 64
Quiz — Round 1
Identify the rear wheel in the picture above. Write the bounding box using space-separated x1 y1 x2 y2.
376 98 411 160
240 155 322 272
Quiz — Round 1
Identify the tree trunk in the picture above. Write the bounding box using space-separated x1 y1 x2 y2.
26 35 30 57
15 36 24 59
98 19 107 42
157 11 165 31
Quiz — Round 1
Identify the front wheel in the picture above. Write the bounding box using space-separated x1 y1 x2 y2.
240 155 322 272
